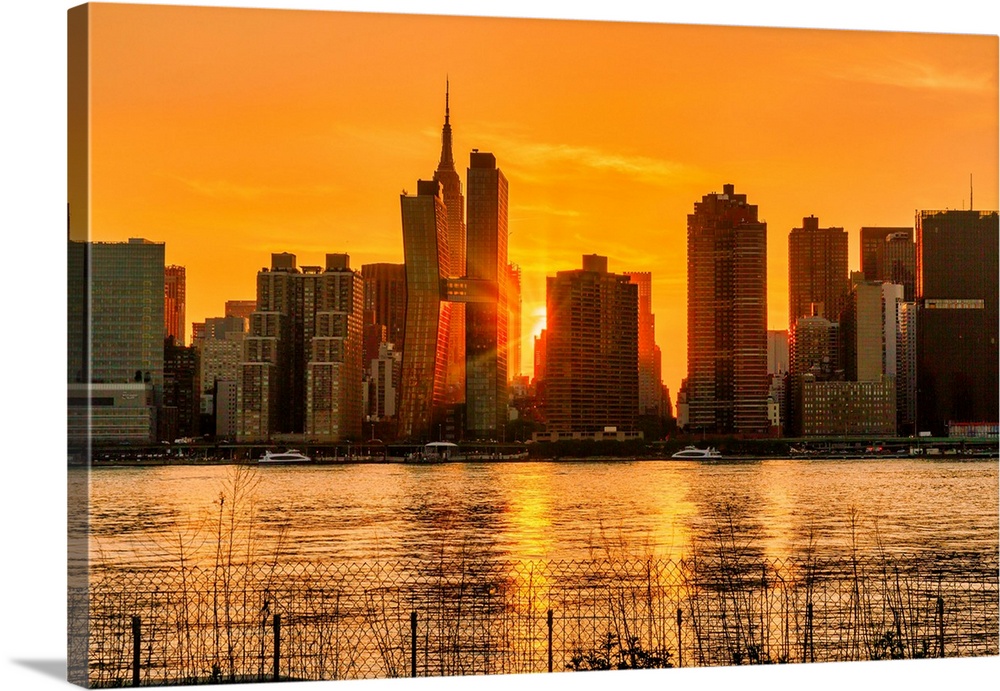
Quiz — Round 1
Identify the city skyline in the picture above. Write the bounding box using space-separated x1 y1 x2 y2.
74 3 998 404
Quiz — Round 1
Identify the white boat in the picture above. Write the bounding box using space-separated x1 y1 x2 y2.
259 449 313 464
670 445 723 459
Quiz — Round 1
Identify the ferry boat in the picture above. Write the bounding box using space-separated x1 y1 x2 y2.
670 446 723 460
259 449 313 464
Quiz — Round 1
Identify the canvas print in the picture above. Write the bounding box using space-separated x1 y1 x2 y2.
67 2 999 687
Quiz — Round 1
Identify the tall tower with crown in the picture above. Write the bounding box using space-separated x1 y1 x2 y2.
433 80 468 404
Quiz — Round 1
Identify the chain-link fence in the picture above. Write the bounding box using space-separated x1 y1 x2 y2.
79 554 999 687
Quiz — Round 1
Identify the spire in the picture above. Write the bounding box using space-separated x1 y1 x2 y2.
437 78 455 172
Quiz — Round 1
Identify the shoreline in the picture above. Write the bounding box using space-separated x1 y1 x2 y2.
80 451 999 468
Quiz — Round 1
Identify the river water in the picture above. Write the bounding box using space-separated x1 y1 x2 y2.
84 458 998 570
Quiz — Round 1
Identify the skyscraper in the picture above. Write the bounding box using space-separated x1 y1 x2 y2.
237 253 364 441
433 82 468 404
860 227 911 281
545 255 638 434
686 184 769 434
788 216 849 325
89 239 166 394
68 238 165 445
624 271 664 417
882 231 917 302
397 180 452 440
304 255 365 441
164 265 187 345
916 209 999 434
465 151 509 437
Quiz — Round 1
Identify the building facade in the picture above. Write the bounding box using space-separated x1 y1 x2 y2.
544 255 639 434
508 263 523 380
397 180 452 440
164 265 186 346
883 231 916 302
88 239 166 393
797 377 896 437
788 216 849 325
625 271 665 417
361 262 407 360
916 209 999 435
686 184 769 434
465 151 509 438
237 253 364 441
304 255 365 441
860 227 911 282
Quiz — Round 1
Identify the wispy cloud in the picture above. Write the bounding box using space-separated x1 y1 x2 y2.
830 57 995 94
464 127 700 187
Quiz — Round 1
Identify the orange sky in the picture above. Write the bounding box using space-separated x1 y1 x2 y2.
82 3 999 396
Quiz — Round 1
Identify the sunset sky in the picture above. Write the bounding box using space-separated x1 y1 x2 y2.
81 2 998 396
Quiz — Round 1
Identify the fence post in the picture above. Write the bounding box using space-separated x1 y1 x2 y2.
805 602 814 663
132 615 141 687
676 608 683 668
547 609 554 673
273 614 281 682
410 611 418 678
936 596 945 658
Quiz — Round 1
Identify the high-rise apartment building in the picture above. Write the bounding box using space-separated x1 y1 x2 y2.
686 184 769 434
916 209 999 435
788 216 849 324
237 253 363 441
545 255 638 434
164 265 186 345
625 271 664 416
861 227 912 281
433 83 468 405
304 255 365 441
465 151 509 437
508 263 523 380
397 180 452 440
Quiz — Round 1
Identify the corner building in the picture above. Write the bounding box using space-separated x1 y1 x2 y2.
545 255 638 434
686 184 769 434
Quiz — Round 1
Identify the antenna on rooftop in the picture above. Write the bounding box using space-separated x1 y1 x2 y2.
970 173 973 211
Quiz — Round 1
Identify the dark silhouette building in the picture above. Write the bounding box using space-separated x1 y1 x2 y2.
162 336 200 441
361 262 407 362
882 231 917 302
916 209 999 435
545 255 638 434
686 184 769 434
624 271 665 417
860 226 911 282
